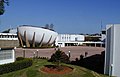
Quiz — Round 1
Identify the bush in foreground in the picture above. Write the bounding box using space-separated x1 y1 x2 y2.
49 49 70 66
0 57 33 75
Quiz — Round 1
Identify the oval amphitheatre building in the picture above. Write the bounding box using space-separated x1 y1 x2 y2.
17 25 58 47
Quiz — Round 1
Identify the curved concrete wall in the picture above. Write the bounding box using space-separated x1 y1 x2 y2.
17 26 58 47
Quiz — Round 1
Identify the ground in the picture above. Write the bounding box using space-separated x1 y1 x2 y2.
40 65 73 74
15 46 105 61
0 59 108 77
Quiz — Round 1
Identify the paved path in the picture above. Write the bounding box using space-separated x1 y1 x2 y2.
15 46 105 61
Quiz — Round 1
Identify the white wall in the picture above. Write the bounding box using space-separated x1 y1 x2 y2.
55 34 85 47
105 24 120 77
57 34 85 42
0 33 18 40
0 49 15 65
70 35 84 41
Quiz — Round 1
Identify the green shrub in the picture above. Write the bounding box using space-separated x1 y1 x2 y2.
16 57 25 61
0 57 33 75
49 49 70 63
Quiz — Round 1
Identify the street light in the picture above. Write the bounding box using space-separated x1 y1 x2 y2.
36 49 38 58
33 51 35 58
14 47 16 61
68 51 71 59
23 45 26 58
14 47 16 50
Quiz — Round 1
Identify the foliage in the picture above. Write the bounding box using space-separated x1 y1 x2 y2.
0 59 109 77
49 49 70 64
0 57 32 75
16 57 25 61
0 0 4 15
0 0 9 15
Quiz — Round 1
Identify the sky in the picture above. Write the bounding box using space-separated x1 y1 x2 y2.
0 0 120 34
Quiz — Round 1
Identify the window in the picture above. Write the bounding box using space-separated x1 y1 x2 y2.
75 37 78 41
15 35 17 38
102 31 106 34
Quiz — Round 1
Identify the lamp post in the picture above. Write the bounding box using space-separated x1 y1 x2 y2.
14 47 16 61
36 49 38 58
68 51 71 59
33 51 35 58
23 45 26 58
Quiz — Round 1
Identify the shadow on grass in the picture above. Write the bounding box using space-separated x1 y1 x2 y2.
70 51 105 74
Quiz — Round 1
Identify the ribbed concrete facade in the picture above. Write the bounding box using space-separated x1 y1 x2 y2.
17 25 58 47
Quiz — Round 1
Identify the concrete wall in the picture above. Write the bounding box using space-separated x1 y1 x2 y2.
0 40 19 48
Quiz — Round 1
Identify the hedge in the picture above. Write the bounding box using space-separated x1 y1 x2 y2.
0 57 33 75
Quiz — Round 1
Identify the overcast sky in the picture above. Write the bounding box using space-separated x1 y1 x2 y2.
0 0 120 34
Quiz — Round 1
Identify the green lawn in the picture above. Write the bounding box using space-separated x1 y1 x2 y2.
0 59 108 77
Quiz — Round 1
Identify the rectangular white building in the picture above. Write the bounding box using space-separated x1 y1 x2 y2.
104 24 120 76
55 34 85 47
0 48 15 65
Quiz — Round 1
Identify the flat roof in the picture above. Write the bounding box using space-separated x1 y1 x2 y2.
0 33 17 35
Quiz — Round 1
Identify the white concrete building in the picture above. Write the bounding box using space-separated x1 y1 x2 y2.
0 48 15 65
104 24 120 76
18 25 58 47
55 34 85 47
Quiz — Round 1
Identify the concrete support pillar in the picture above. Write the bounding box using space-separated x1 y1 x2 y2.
18 32 23 47
95 43 96 47
24 31 30 47
101 43 102 47
39 33 45 47
46 35 52 46
23 49 25 58
32 32 36 47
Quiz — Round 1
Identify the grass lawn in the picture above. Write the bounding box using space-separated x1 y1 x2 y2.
0 59 108 77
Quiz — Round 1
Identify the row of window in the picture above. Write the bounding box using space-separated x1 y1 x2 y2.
61 36 70 39
0 35 17 38
61 36 78 41
0 50 13 60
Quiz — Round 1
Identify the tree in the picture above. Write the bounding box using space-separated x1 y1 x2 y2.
50 24 54 30
45 24 49 29
49 49 70 67
0 0 9 15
